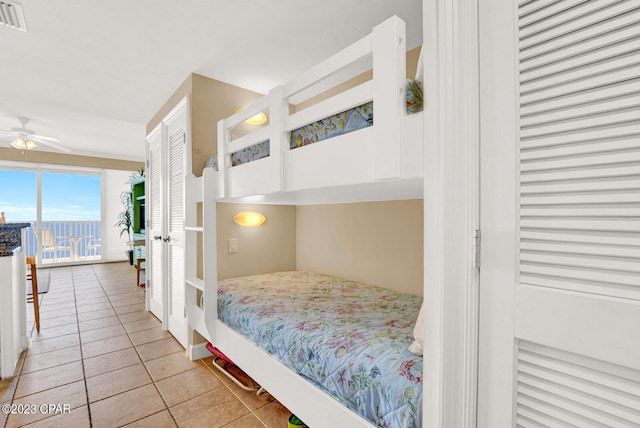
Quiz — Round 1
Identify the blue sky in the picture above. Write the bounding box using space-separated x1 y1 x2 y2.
0 170 101 221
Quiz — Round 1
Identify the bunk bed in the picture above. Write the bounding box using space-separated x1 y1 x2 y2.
185 15 424 428
212 15 422 205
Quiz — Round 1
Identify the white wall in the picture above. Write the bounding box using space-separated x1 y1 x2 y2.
103 169 132 262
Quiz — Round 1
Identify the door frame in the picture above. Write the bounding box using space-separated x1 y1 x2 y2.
476 0 519 425
422 0 481 426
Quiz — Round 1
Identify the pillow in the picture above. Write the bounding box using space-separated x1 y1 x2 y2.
204 155 218 171
408 302 424 355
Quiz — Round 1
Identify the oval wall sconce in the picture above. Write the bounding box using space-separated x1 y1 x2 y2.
233 211 266 227
244 112 268 125
235 108 268 125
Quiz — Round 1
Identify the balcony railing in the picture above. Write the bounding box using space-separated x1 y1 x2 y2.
17 221 102 265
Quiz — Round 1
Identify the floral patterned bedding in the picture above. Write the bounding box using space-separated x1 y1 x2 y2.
217 271 423 428
290 101 374 149
231 140 270 166
204 141 270 171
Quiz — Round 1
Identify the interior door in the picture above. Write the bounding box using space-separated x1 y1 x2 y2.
164 103 188 348
478 0 640 426
146 126 164 320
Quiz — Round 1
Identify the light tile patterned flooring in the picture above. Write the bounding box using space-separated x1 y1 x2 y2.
0 262 291 427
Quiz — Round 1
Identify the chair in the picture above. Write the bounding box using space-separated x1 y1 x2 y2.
26 256 40 332
86 238 102 258
40 229 71 262
136 258 145 287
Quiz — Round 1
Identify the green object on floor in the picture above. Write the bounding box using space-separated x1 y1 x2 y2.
288 414 307 428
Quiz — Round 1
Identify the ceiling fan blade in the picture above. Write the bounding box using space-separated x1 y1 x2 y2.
0 129 16 138
31 133 62 143
30 136 72 153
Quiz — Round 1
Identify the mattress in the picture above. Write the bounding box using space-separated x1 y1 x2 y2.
217 271 423 428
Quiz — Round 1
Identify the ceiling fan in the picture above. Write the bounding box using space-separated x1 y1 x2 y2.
0 117 71 153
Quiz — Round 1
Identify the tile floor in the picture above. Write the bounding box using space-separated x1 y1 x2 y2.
0 262 292 428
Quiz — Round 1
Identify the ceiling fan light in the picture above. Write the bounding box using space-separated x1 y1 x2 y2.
10 137 38 150
10 137 26 149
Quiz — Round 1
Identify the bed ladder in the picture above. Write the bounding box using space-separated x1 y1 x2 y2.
184 168 266 395
184 167 217 352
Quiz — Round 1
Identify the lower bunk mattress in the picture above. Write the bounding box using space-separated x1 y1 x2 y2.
217 271 423 427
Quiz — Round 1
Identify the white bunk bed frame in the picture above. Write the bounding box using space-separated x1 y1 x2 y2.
216 15 423 205
185 15 424 428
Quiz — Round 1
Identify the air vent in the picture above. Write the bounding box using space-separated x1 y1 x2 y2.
0 1 27 32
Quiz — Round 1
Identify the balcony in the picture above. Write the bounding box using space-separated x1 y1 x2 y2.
18 220 102 265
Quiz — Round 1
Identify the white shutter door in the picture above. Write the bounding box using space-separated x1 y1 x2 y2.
479 0 640 426
169 245 184 328
516 341 640 427
514 1 640 424
168 130 185 236
165 106 188 348
146 128 164 320
519 0 640 300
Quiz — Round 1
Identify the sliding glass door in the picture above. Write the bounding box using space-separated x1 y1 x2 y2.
0 168 102 265
40 172 102 264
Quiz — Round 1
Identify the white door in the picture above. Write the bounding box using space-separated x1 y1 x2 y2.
146 125 164 320
164 102 189 348
478 1 640 426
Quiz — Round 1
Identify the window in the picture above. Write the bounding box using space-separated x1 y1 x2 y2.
0 168 102 264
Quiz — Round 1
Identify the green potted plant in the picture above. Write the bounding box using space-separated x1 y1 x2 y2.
115 168 144 265
115 190 134 264
130 167 144 181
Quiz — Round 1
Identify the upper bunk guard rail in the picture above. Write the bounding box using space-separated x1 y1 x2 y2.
284 81 373 134
217 15 419 201
217 85 285 199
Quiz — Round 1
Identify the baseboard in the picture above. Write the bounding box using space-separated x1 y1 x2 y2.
188 342 211 361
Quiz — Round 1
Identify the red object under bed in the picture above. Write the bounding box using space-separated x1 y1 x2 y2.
205 342 236 365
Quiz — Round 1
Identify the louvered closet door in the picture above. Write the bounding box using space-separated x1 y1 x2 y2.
165 107 188 348
146 127 164 320
479 0 640 426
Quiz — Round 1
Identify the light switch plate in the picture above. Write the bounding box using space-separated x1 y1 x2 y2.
229 238 238 253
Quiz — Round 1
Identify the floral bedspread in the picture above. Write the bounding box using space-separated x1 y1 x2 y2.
217 271 423 428
231 140 270 166
203 141 270 171
290 102 374 149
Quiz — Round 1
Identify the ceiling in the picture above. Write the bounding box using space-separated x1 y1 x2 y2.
0 0 422 162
